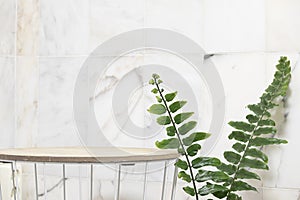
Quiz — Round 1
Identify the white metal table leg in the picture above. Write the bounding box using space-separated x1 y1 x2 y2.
62 164 66 200
142 162 148 200
170 159 178 200
90 164 93 200
34 163 39 200
161 161 168 200
114 164 121 200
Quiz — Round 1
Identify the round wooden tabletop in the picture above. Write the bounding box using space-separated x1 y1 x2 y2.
0 147 180 163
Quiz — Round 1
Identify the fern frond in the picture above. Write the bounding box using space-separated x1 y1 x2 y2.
198 56 291 199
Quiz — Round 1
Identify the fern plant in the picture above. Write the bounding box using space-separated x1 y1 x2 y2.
197 56 291 199
147 56 291 200
148 74 222 200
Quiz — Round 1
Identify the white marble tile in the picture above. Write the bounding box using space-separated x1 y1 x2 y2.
145 0 204 50
266 0 300 51
39 0 89 56
89 0 144 55
260 187 299 200
0 0 16 55
208 54 267 158
0 57 15 148
91 52 212 150
38 57 86 146
203 0 265 53
15 56 39 147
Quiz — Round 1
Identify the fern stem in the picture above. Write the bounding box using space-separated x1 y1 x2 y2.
154 79 199 200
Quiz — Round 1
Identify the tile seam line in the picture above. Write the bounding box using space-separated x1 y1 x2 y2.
14 0 18 148
33 51 300 58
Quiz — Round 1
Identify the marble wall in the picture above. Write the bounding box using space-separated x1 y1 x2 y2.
0 0 300 199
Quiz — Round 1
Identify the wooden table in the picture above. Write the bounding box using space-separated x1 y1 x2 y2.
0 147 180 200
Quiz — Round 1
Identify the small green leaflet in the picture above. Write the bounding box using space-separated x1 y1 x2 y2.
236 169 261 180
178 171 191 183
155 138 179 149
195 170 230 182
178 121 197 135
175 159 188 170
217 163 237 175
240 158 269 170
174 112 194 124
166 126 175 136
192 157 221 169
232 143 246 153
165 91 177 102
228 121 255 132
228 131 250 143
198 184 228 196
182 132 211 146
183 186 195 196
147 104 166 115
169 101 187 113
231 181 257 192
245 148 268 162
156 116 171 125
249 137 288 146
187 144 201 156
224 151 241 164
